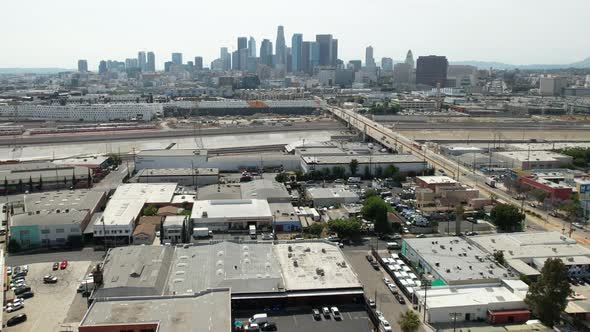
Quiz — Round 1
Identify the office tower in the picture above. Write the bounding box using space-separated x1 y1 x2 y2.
405 50 415 69
275 26 286 66
259 39 273 66
232 51 239 70
164 61 173 72
147 52 156 72
194 56 203 71
365 46 375 68
291 34 303 73
125 58 138 69
98 60 107 74
239 49 248 71
539 76 568 96
172 53 183 65
393 63 411 83
315 34 333 66
137 51 147 71
300 41 311 74
237 37 248 50
331 39 338 66
381 57 393 71
77 59 88 72
220 47 231 71
348 60 362 72
310 41 320 72
248 37 256 57
415 55 448 87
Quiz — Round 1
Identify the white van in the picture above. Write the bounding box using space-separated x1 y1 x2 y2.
249 313 268 325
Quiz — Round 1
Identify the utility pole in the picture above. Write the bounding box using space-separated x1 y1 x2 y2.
449 312 462 332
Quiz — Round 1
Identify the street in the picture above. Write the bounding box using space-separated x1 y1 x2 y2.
6 247 105 266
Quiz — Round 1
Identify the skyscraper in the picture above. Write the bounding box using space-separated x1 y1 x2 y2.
137 51 147 71
301 41 311 74
98 60 107 74
259 39 273 66
405 50 415 69
77 59 88 72
194 56 203 71
315 34 333 67
248 37 256 57
125 58 138 69
416 55 448 87
237 37 248 50
147 52 156 72
310 41 320 72
348 60 362 72
275 26 286 66
365 46 375 68
381 57 393 71
331 39 338 67
172 53 183 65
220 47 231 71
291 34 303 73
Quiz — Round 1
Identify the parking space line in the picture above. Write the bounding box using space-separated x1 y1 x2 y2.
292 314 298 326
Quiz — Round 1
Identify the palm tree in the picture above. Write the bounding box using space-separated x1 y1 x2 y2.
398 310 421 332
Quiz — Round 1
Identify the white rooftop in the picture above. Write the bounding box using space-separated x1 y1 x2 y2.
101 199 146 226
306 187 359 199
111 183 177 203
495 150 572 162
416 176 458 185
191 199 272 220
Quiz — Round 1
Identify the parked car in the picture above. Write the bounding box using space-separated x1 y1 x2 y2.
370 261 380 270
7 266 12 276
60 260 68 269
383 277 391 285
331 307 342 320
366 255 374 262
43 275 58 284
322 307 331 318
20 291 34 299
312 308 321 320
396 294 406 304
388 283 398 295
368 299 376 308
52 262 59 270
260 322 277 331
415 234 426 238
6 301 24 313
14 286 31 295
6 313 27 326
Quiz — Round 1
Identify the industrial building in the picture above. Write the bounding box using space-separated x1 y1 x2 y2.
469 232 590 279
401 236 513 286
190 199 273 231
495 150 572 170
193 99 320 116
414 279 530 324
519 173 573 202
93 183 177 243
305 186 360 207
300 154 427 176
135 149 208 171
0 103 161 122
0 162 92 193
136 168 219 187
415 176 458 190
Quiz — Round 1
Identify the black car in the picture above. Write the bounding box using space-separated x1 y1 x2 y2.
7 313 27 326
14 286 32 295
20 291 34 299
370 261 380 270
366 255 374 262
43 275 58 284
396 294 406 305
260 322 277 331
312 308 321 320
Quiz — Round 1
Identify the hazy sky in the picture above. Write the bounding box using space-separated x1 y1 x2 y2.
2 0 589 69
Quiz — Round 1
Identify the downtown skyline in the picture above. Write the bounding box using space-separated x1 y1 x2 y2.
2 0 590 69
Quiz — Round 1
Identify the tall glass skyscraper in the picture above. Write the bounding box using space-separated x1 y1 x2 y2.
248 37 256 57
310 42 320 71
291 34 303 73
260 39 273 66
137 51 147 71
171 53 183 65
147 52 155 72
275 25 286 66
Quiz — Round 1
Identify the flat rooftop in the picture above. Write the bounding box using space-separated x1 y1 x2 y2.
191 199 272 220
24 189 104 213
468 232 590 261
137 168 219 177
138 149 207 157
81 290 231 332
302 154 425 165
306 187 359 199
240 179 291 202
197 184 242 200
111 183 178 203
275 242 362 291
101 199 146 226
495 150 572 162
404 237 512 284
11 209 88 227
416 176 458 185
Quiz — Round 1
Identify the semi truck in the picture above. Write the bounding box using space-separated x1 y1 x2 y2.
249 225 257 239
192 227 211 239
485 177 496 188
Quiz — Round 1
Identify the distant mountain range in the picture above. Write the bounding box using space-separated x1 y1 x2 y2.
451 57 590 70
0 68 72 74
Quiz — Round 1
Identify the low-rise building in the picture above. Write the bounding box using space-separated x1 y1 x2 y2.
11 209 90 249
191 199 273 231
269 202 300 232
495 151 572 170
136 168 219 187
305 186 360 207
162 215 189 244
132 216 162 245
415 176 458 190
301 154 427 176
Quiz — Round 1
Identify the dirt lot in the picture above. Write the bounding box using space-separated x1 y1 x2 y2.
4 261 92 331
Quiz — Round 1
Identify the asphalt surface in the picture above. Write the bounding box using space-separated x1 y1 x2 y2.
6 247 105 266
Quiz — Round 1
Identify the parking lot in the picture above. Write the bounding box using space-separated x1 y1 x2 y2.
4 261 92 331
234 309 372 332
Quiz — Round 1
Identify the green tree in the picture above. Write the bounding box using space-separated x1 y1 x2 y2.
3 177 7 195
525 258 571 327
38 175 43 190
383 165 399 178
558 200 583 222
493 250 506 266
530 189 547 203
17 179 23 193
275 172 289 183
28 176 33 192
87 168 92 188
332 166 346 179
364 189 379 198
490 203 525 232
72 169 77 188
308 223 325 237
362 196 392 234
398 310 421 332
327 218 361 238
363 166 371 179
142 205 158 216
108 153 122 165
349 159 359 176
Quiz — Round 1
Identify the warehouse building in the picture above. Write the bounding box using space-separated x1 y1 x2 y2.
305 186 360 207
495 150 572 170
194 99 319 116
191 199 273 231
136 168 219 187
0 162 92 193
301 154 427 176
0 103 161 122
135 149 208 171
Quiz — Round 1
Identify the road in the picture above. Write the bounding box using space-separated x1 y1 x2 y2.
6 247 105 266
326 106 590 246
